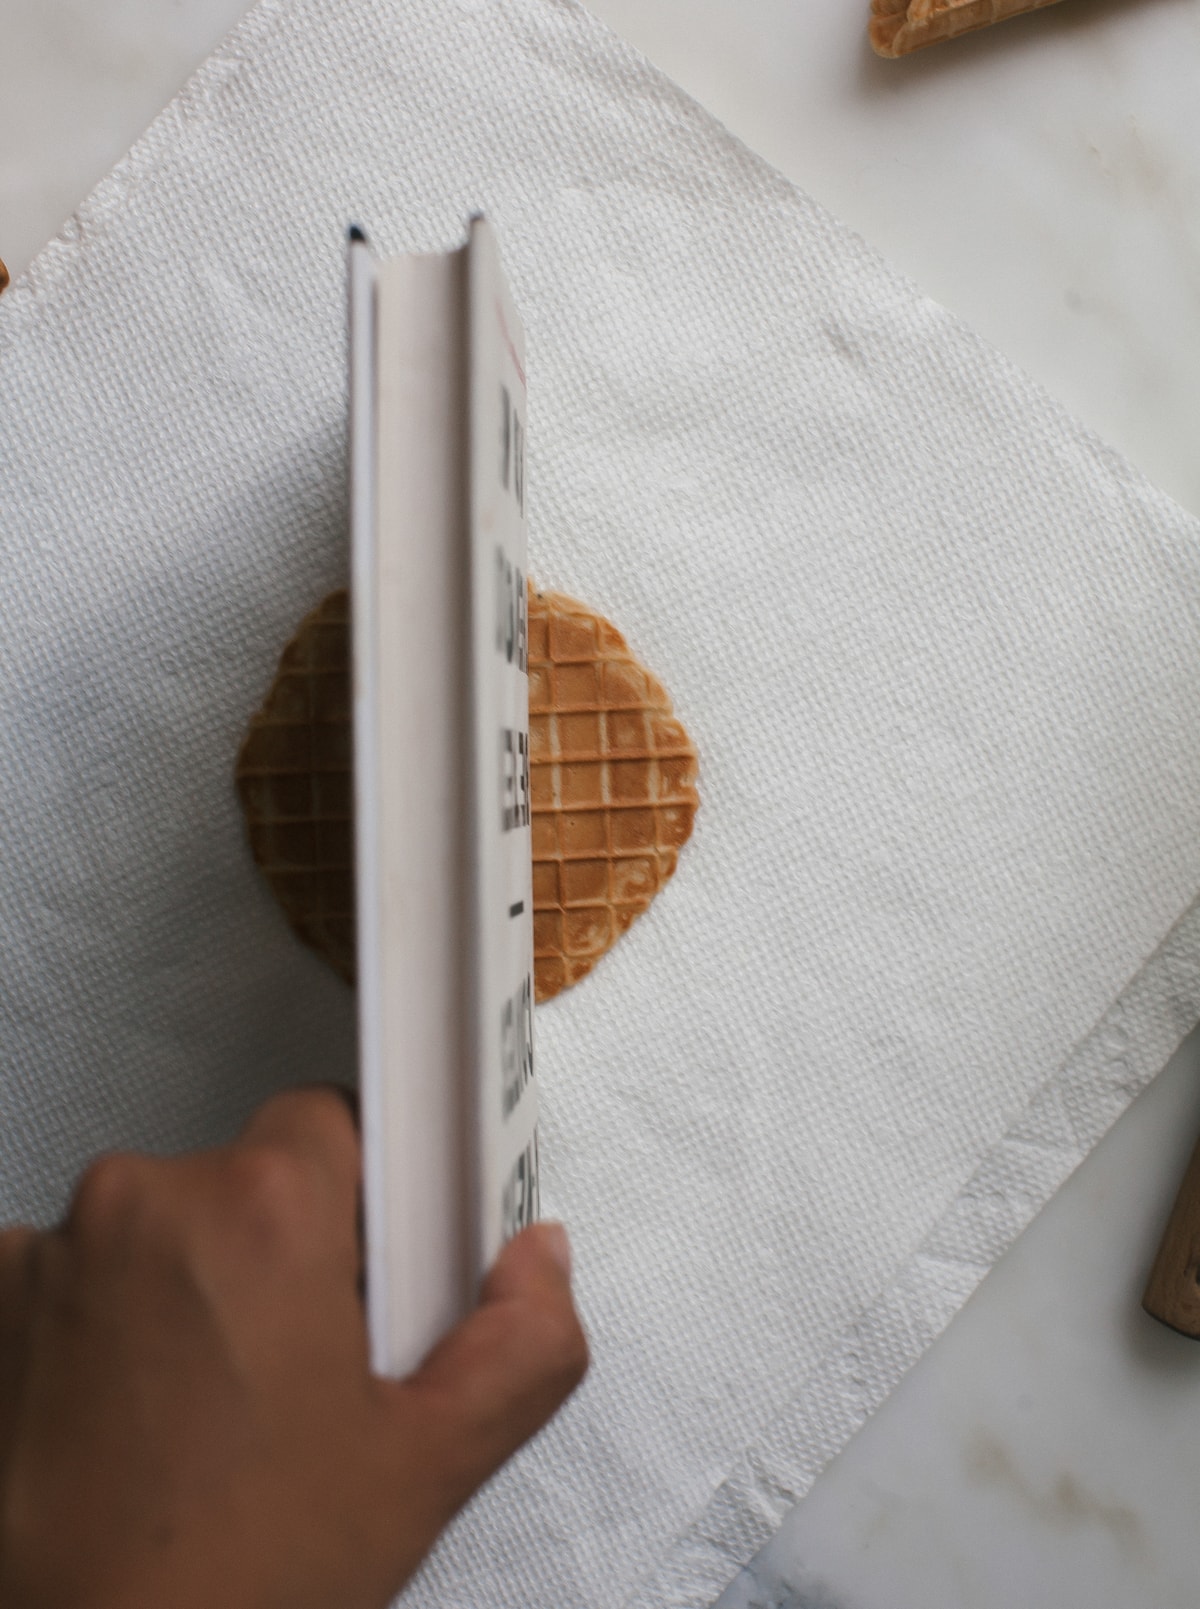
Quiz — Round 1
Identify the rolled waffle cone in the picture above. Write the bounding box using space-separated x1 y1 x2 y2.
528 587 698 1002
870 0 1063 56
235 584 699 1001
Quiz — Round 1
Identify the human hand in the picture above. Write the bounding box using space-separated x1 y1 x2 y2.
0 1089 587 1609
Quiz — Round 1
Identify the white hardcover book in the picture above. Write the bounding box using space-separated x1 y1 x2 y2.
349 218 538 1380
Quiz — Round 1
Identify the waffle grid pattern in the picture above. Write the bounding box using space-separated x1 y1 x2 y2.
529 588 698 1002
236 585 698 1001
235 589 356 983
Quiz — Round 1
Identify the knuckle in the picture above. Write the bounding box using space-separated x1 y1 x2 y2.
255 1086 357 1144
300 1084 359 1133
68 1152 150 1240
226 1145 315 1243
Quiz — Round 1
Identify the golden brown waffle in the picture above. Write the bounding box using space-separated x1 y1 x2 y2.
870 0 1063 57
235 590 356 983
528 587 698 1002
235 584 699 1001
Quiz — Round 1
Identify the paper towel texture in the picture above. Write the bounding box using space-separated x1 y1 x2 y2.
666 891 1200 1608
2 2 1200 1605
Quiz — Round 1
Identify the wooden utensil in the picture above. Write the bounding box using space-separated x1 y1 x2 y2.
1143 1134 1200 1337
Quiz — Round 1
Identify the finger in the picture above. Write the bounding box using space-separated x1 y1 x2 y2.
380 1223 588 1519
0 1227 39 1465
0 1227 37 1333
482 1220 574 1300
326 1082 360 1127
238 1086 361 1209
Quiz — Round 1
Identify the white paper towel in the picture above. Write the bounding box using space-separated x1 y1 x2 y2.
2 3 1200 1606
666 889 1200 1609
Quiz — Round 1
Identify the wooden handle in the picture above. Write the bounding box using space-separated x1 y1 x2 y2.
0 258 9 295
1143 1134 1200 1337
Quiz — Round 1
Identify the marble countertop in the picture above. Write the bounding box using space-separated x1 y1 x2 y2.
718 1028 1200 1609
4 3 1200 1606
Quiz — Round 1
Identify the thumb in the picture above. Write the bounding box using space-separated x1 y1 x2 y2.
377 1223 588 1528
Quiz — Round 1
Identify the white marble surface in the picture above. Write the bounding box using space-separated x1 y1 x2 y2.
4 3 1200 1607
716 1026 1200 1609
0 0 251 281
588 0 1200 521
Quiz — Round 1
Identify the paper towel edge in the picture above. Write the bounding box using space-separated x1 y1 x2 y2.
620 891 1200 1609
0 0 1188 566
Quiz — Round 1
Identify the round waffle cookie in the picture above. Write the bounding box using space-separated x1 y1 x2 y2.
528 588 698 1001
235 585 698 1000
235 590 356 984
